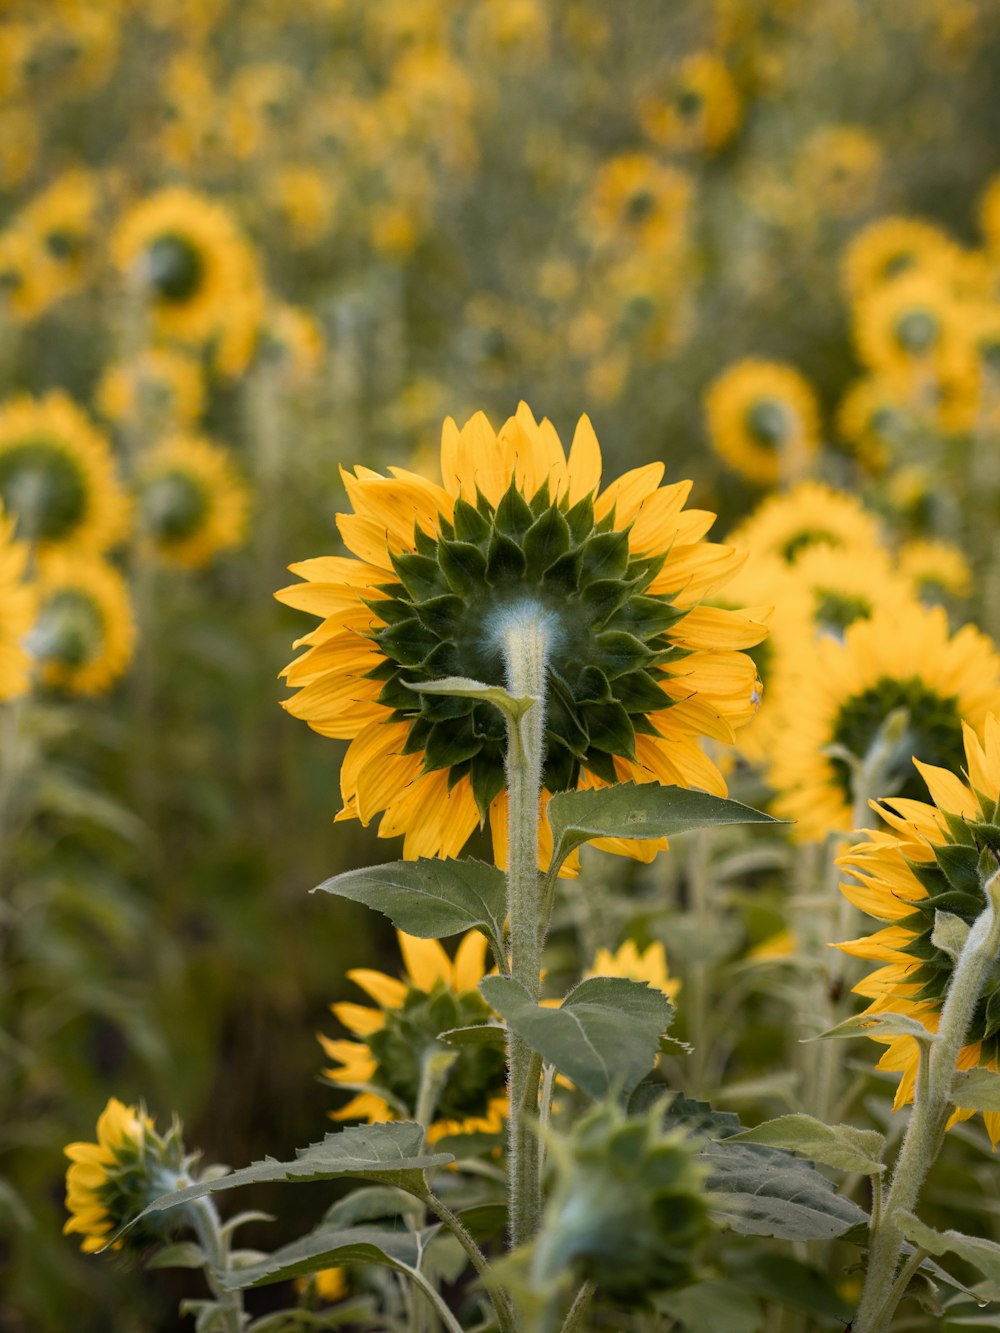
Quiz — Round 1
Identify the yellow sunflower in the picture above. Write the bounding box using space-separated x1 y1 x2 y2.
586 939 681 1003
838 714 1000 1144
728 481 883 568
137 434 249 570
769 604 1000 842
96 348 205 430
791 543 912 638
0 505 36 702
0 226 63 323
639 52 741 155
64 1098 186 1253
588 154 693 254
0 392 129 554
897 539 971 601
852 269 970 381
112 187 262 344
320 930 507 1144
836 371 919 468
842 216 961 303
278 403 765 867
264 166 337 247
704 359 820 486
18 169 101 308
29 553 135 696
795 125 882 218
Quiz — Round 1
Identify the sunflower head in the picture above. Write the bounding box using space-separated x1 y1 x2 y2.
704 359 820 486
64 1098 189 1254
28 553 135 696
839 715 1000 1143
321 931 506 1144
586 939 680 1003
137 434 248 569
279 404 764 865
639 52 741 155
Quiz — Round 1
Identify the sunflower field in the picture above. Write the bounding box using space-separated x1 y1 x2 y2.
8 1 1000 1330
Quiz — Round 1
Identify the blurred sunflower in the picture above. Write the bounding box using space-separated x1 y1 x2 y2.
795 125 882 218
843 215 960 302
253 302 325 385
0 506 36 701
96 348 205 430
729 481 883 567
589 153 693 254
320 930 506 1144
791 544 912 637
226 62 305 162
0 392 129 554
704 359 820 486
137 434 249 570
19 170 100 308
852 269 969 381
278 404 765 866
838 715 1000 1144
836 372 916 468
898 539 971 602
28 553 135 696
0 226 62 323
769 604 1000 841
112 187 262 344
586 939 680 1002
639 51 741 155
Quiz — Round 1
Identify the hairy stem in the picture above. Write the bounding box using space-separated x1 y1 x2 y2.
186 1196 246 1333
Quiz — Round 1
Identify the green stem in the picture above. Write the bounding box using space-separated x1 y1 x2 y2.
853 870 1000 1332
397 1262 466 1333
423 1191 514 1333
186 1196 246 1333
687 829 712 1097
558 1280 596 1333
500 612 549 1249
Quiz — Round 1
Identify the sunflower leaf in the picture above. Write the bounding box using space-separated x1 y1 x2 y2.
705 1141 867 1240
951 1068 1000 1113
546 781 779 871
811 1010 937 1045
220 1222 437 1290
312 858 507 965
117 1123 452 1244
404 675 538 722
932 910 971 963
479 975 670 1099
894 1211 1000 1301
727 1114 886 1175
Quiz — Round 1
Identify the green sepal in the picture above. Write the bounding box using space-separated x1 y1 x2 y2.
377 618 439 667
485 530 528 584
452 496 491 543
437 539 488 595
591 629 655 678
522 504 571 570
412 593 463 637
579 529 630 582
494 479 535 538
581 699 636 759
390 550 444 600
580 578 632 623
933 842 984 895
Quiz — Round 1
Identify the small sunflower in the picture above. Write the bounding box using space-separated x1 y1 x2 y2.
320 930 506 1144
278 404 765 867
586 939 681 1002
29 553 135 696
898 539 971 602
18 169 100 307
791 544 912 638
838 715 1000 1144
136 435 249 570
704 359 820 486
769 605 1000 842
264 166 337 247
64 1098 187 1253
588 153 693 254
0 506 36 702
729 481 883 567
795 126 882 218
843 216 960 303
112 187 262 344
0 226 63 323
96 348 205 430
639 52 741 155
836 372 917 468
852 269 970 380
0 392 129 554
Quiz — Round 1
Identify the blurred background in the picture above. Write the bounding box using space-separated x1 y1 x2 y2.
4 0 1000 1328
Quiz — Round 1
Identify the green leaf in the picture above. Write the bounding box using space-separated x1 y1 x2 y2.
146 1242 208 1270
723 1250 854 1323
812 1010 937 1044
247 1299 377 1331
439 1022 507 1050
479 975 670 1099
655 1281 762 1332
728 1115 886 1175
933 911 972 963
405 675 537 725
223 1223 435 1291
126 1123 451 1236
321 1185 425 1228
705 1142 867 1240
952 1068 1000 1113
546 781 779 870
896 1212 1000 1301
312 858 506 964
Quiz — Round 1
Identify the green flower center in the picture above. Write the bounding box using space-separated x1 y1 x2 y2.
814 590 873 635
828 676 964 805
0 437 88 542
626 189 657 224
674 88 704 119
780 528 839 563
881 251 916 282
746 398 791 448
141 471 209 543
145 235 204 304
367 983 504 1125
29 589 104 670
895 308 939 354
46 229 83 263
371 481 686 816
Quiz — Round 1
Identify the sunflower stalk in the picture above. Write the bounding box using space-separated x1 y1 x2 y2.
185 1195 247 1333
500 609 549 1250
853 867 1000 1333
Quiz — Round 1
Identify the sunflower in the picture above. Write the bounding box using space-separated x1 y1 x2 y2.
728 481 883 568
852 269 970 381
0 506 36 702
791 544 912 638
18 170 100 308
264 166 337 247
28 553 135 696
64 1098 186 1253
225 62 305 161
639 52 741 155
136 434 249 570
320 930 507 1144
0 392 129 554
795 125 882 218
96 348 205 430
0 226 63 323
588 154 693 254
842 216 960 303
704 359 820 486
586 939 681 1002
278 404 765 866
897 539 971 602
836 372 919 468
769 604 1000 842
112 187 262 344
838 715 1000 1144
